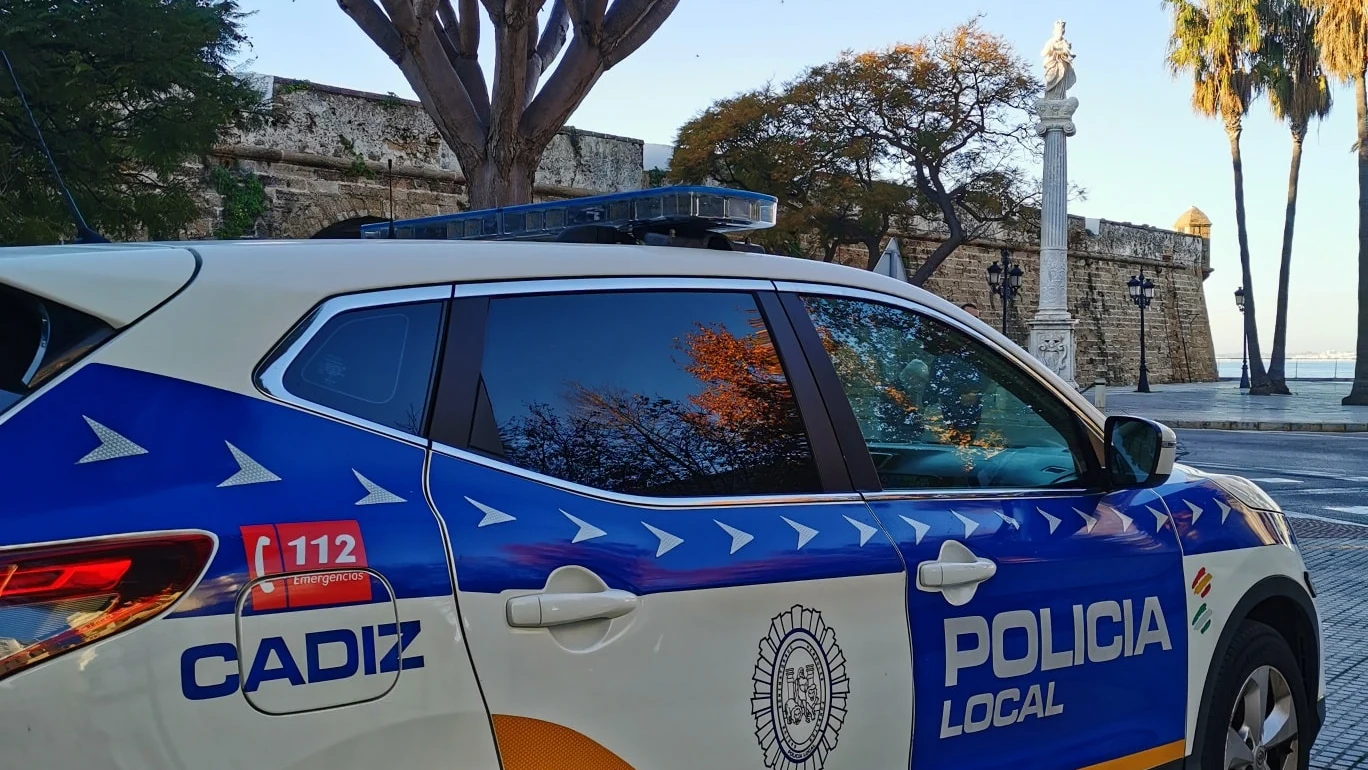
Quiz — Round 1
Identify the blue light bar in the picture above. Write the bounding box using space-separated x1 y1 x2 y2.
359 185 777 241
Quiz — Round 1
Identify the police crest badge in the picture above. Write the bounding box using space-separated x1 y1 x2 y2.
752 605 848 770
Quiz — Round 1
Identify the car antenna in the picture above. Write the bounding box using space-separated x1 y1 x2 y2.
0 50 108 244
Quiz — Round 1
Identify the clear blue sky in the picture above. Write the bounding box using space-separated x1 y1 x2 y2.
235 0 1360 359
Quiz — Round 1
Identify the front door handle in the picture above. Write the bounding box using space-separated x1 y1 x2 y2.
916 540 996 606
506 589 639 628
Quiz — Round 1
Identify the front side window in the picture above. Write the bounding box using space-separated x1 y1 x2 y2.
799 295 1093 490
469 290 822 498
281 301 445 437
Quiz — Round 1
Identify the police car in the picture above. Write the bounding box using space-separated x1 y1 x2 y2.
0 186 1323 770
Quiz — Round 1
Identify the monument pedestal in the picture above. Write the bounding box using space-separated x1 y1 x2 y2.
1029 316 1079 389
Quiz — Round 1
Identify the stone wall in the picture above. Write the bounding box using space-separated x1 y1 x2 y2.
830 214 1219 386
185 76 645 239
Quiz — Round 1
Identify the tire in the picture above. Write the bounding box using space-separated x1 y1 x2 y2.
1200 620 1311 770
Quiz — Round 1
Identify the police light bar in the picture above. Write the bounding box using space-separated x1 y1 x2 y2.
359 186 777 242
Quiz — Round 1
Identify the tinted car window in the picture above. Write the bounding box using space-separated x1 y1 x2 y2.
800 295 1092 490
0 285 112 417
469 290 822 497
282 301 444 437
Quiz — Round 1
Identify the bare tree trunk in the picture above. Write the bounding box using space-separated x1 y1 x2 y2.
863 238 884 271
1228 119 1273 394
1267 126 1305 395
1345 72 1368 405
465 155 536 210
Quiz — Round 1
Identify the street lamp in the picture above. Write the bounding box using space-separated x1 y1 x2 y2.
1234 287 1250 389
1127 269 1156 393
986 248 1024 337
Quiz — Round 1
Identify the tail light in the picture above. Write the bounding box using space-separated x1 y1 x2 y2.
0 533 215 681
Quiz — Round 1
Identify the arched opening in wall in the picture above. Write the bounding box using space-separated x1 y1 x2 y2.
312 216 388 239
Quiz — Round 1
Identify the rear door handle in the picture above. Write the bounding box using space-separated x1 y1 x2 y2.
916 540 996 606
506 589 639 628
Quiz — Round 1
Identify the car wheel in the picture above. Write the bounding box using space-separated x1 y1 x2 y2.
1201 620 1310 770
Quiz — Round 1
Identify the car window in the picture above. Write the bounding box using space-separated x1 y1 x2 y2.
467 289 822 498
0 284 113 418
281 300 444 437
799 294 1093 490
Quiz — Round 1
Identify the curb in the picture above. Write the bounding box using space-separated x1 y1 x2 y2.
1158 419 1368 433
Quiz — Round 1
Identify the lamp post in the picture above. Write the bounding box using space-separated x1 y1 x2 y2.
986 248 1024 337
1127 269 1156 393
1234 286 1249 389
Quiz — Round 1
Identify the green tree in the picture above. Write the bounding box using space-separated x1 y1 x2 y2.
671 85 920 267
1258 0 1333 394
1308 0 1368 404
0 0 264 245
801 20 1041 286
1165 0 1274 393
339 0 679 209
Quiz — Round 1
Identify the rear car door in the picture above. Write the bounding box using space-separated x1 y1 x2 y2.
423 278 913 770
780 285 1189 770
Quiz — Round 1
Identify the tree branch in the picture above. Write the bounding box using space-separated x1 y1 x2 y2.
336 0 403 63
489 4 535 151
602 0 678 66
520 36 604 148
436 0 491 123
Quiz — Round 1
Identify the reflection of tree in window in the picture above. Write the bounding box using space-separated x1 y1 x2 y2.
802 298 1007 465
477 292 821 498
800 296 1087 489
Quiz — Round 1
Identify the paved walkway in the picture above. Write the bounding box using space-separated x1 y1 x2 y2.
1099 381 1368 432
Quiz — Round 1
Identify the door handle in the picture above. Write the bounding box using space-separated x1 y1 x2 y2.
916 540 996 606
506 589 639 628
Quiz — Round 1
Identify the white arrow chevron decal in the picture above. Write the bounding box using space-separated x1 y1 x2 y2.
643 522 684 557
1149 506 1170 530
466 497 515 527
1185 500 1204 524
1217 500 1233 524
995 511 1020 530
562 510 607 543
782 517 820 549
1038 508 1061 534
715 520 754 554
1074 508 1098 534
951 511 979 538
353 470 405 505
1115 510 1134 532
77 416 148 464
843 516 879 546
900 516 931 545
219 442 281 487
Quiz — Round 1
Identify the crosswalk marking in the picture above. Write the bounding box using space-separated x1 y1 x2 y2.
1250 477 1303 485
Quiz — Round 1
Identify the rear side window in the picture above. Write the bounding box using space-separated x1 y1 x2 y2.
1 286 113 416
280 301 445 437
467 290 822 498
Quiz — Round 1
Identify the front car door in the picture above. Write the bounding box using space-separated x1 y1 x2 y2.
422 278 913 770
779 284 1189 770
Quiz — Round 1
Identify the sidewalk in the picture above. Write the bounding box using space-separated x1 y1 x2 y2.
1099 380 1368 432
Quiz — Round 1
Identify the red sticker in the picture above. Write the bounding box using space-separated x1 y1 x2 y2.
239 520 371 610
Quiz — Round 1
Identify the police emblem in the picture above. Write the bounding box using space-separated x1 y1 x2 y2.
752 605 848 770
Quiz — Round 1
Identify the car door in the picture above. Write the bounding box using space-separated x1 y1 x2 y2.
778 285 1189 770
422 278 913 770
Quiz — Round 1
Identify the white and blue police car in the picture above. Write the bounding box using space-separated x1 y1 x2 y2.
0 186 1323 770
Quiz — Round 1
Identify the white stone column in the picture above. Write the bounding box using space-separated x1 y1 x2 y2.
1030 22 1080 388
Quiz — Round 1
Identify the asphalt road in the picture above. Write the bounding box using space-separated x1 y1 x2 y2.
1174 430 1368 769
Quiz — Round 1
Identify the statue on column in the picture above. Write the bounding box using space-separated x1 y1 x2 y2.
1041 20 1076 100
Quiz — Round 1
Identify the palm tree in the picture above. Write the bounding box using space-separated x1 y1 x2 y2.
1259 0 1333 395
1165 0 1275 394
1309 0 1368 405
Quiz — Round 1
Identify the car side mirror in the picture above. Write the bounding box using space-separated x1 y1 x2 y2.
1104 416 1176 488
